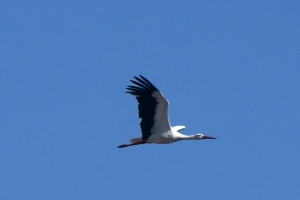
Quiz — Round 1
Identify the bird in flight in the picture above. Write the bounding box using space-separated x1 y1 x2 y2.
118 75 216 148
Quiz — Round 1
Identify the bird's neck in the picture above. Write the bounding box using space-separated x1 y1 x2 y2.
177 133 196 140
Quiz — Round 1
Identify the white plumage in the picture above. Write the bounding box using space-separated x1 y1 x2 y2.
118 75 216 148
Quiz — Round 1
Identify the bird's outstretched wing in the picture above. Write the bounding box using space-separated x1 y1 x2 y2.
171 125 186 132
126 75 171 140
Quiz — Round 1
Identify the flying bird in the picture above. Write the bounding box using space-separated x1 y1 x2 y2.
118 75 216 148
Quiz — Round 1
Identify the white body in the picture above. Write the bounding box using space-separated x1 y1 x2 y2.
147 126 187 144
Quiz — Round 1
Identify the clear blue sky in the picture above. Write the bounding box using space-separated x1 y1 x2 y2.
1 1 299 199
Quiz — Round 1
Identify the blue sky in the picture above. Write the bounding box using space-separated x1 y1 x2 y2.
1 1 300 199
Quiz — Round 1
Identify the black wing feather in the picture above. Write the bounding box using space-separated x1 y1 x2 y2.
139 75 157 88
133 76 153 88
126 75 159 140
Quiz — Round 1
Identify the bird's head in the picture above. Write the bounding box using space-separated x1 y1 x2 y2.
194 134 217 140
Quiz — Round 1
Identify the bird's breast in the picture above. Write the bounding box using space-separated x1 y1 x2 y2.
146 131 179 144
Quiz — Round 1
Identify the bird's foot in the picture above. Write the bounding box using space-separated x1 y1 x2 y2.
117 144 128 148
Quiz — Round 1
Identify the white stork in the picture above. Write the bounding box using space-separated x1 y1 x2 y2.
117 75 216 148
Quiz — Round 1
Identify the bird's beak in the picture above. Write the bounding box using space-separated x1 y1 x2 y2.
203 135 217 139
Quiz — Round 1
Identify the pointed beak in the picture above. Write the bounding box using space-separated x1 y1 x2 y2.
203 135 217 139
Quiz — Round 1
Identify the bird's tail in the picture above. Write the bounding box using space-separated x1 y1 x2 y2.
130 137 143 144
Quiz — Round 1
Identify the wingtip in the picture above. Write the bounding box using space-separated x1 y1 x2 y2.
134 75 142 81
